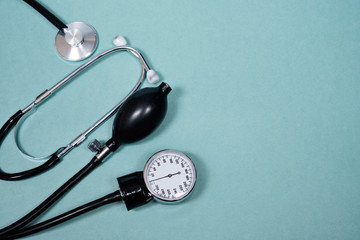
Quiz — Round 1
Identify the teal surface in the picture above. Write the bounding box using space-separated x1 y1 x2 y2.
1 0 360 239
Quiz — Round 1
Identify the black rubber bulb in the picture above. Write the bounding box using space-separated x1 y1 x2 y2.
106 82 171 151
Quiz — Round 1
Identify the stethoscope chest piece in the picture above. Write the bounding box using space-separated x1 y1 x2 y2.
55 22 98 61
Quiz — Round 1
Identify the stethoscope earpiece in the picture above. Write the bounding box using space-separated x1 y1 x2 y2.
113 35 128 47
147 70 160 84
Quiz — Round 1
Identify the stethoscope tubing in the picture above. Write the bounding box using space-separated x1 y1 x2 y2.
23 0 67 33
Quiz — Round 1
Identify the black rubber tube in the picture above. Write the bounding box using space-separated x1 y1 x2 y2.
0 111 23 140
0 154 60 181
0 110 61 181
1 191 122 239
0 156 102 236
23 0 67 33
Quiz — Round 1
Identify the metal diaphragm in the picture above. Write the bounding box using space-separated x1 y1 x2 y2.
55 22 98 61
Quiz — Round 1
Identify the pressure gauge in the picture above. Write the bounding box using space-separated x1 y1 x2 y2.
143 150 197 203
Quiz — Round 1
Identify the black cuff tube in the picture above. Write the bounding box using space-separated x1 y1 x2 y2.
0 110 60 181
23 0 68 33
0 156 102 236
1 191 122 239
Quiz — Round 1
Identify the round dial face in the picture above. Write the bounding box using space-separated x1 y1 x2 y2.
143 150 197 202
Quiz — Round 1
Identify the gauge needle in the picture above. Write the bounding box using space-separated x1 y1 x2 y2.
150 172 181 182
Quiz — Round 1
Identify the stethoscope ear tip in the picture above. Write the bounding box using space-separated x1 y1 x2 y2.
147 70 160 84
113 35 128 47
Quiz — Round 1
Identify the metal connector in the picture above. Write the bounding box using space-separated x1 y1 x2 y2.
95 146 112 162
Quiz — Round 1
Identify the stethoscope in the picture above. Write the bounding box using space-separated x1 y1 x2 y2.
0 36 159 181
23 0 98 61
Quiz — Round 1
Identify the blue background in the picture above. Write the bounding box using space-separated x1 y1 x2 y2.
0 0 360 239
